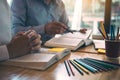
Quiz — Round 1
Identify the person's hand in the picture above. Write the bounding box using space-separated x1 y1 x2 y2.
24 30 41 52
45 22 67 35
79 28 87 34
7 33 31 59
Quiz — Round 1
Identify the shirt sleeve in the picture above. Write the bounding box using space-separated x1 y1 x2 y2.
0 45 9 61
11 0 45 35
59 1 69 27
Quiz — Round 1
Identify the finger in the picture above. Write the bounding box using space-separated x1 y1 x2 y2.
79 29 87 34
57 22 67 29
32 44 41 51
30 38 41 46
27 30 38 41
23 30 33 35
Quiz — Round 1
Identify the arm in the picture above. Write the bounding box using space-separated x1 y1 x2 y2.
0 45 9 61
11 0 45 35
59 1 69 27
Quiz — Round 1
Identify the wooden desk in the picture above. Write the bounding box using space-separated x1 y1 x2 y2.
0 45 120 80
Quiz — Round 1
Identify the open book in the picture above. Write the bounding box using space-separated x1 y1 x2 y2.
44 29 92 51
2 48 70 70
93 40 105 50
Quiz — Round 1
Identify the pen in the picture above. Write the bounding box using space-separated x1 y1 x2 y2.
63 27 73 34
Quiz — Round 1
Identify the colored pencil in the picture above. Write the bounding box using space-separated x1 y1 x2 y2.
85 58 118 69
80 59 103 72
86 58 120 67
74 59 98 73
67 60 75 76
64 60 70 76
69 60 84 75
72 60 89 74
116 27 119 40
82 59 109 71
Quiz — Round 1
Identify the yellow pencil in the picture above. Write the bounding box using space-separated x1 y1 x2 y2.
72 60 89 74
100 21 107 39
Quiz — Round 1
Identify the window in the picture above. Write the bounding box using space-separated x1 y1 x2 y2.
7 0 12 6
63 0 105 34
63 0 120 34
111 0 120 29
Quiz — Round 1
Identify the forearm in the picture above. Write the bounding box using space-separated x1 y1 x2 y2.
12 24 45 35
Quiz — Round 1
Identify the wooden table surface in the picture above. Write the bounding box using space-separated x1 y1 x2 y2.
0 45 120 80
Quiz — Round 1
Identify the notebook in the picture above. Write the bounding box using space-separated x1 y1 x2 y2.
2 48 71 70
44 29 92 51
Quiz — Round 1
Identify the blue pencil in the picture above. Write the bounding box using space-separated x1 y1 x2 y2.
86 58 120 67
80 59 103 72
84 58 118 69
74 59 98 73
83 59 110 71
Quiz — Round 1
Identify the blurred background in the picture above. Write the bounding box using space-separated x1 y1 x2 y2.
7 0 120 34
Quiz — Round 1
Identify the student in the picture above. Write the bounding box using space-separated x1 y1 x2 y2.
11 0 87 43
0 0 41 61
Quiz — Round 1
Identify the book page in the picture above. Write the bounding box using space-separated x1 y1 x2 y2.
40 47 71 60
10 54 56 62
45 37 83 47
62 29 92 39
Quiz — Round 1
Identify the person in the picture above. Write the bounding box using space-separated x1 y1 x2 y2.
11 0 87 44
0 0 41 61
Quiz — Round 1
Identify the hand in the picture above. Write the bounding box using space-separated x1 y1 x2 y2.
24 30 41 52
7 34 31 59
45 22 67 35
79 28 87 34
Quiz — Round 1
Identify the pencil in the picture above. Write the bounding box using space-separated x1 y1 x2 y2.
74 59 98 73
69 60 84 75
85 58 118 70
67 60 75 76
84 58 111 71
98 27 106 39
64 60 70 76
72 60 89 74
86 58 120 67
83 59 108 71
116 27 119 40
100 21 107 39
